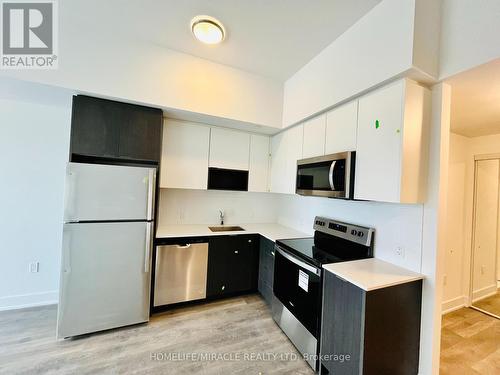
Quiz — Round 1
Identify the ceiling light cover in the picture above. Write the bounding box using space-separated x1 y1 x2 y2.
191 15 225 44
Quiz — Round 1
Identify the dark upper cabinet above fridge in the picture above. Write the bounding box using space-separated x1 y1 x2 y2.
70 95 163 164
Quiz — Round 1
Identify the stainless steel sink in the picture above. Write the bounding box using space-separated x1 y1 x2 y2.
208 226 245 232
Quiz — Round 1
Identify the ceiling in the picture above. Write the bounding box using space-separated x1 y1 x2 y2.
66 0 381 81
448 58 500 137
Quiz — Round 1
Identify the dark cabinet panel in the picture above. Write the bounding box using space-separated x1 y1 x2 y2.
207 235 259 298
118 106 162 161
320 272 422 375
70 96 121 158
258 237 275 306
70 95 162 163
320 272 363 375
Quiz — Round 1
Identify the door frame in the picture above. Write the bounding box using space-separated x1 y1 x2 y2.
468 154 500 319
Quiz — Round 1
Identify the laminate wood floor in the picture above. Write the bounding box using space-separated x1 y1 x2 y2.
0 294 314 375
440 307 500 375
473 291 500 317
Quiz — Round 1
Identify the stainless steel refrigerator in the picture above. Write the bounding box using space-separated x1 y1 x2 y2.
57 162 156 338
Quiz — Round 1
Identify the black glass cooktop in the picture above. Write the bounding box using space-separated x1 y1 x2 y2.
276 232 372 267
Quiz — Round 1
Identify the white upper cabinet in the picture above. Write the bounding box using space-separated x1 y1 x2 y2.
270 125 303 195
325 101 358 154
160 120 210 190
302 115 326 159
355 79 430 203
209 128 250 170
248 134 270 192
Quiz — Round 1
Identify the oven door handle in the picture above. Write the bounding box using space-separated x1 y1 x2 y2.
276 246 321 275
328 160 336 191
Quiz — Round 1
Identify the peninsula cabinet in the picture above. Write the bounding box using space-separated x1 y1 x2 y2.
354 79 431 203
160 120 210 189
320 271 422 375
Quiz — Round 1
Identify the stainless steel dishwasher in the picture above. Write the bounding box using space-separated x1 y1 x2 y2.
154 242 209 306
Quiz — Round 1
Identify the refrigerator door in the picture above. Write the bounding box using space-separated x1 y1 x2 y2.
57 221 153 338
64 163 156 222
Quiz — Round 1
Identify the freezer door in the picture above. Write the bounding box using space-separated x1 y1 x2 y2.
64 163 156 222
57 221 153 338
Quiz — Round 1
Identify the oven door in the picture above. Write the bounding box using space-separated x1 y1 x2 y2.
296 152 354 198
273 246 321 338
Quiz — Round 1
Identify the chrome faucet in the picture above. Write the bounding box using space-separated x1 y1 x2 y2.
219 210 225 225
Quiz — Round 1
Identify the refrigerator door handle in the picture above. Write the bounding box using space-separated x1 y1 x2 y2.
146 169 156 221
144 223 153 273
65 167 77 222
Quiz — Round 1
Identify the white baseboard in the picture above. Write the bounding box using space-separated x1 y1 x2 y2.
472 284 497 303
442 295 466 315
0 290 58 311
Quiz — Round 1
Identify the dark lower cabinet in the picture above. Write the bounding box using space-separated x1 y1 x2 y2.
257 237 275 306
320 272 422 375
70 95 163 163
207 234 259 298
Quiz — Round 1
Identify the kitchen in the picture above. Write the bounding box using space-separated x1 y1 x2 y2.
1 1 499 374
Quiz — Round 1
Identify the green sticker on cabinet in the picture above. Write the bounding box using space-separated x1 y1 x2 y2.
375 119 380 129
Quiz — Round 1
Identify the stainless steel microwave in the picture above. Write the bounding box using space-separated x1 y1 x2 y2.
296 151 355 199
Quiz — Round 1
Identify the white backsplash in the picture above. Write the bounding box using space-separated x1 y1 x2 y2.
158 188 279 226
158 189 425 272
276 194 424 272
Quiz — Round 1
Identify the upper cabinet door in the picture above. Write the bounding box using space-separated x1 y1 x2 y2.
248 134 270 192
270 125 303 195
302 115 326 159
70 96 121 158
160 120 210 190
325 101 358 154
70 96 162 163
118 106 162 162
209 128 250 170
355 79 430 203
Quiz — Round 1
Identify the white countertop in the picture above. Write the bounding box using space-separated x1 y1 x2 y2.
155 223 310 242
323 258 424 291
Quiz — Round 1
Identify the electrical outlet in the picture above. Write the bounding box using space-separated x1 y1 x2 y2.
481 265 486 275
396 246 405 258
29 262 39 273
443 274 447 286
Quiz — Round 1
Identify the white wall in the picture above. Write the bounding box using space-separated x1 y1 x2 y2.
443 132 500 312
0 79 72 311
0 3 283 130
157 189 278 226
439 0 500 80
276 195 424 272
442 133 469 312
282 0 440 127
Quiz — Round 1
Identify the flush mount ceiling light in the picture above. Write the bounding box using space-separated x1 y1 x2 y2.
191 15 225 45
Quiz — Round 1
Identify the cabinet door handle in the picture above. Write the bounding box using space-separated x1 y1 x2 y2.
221 285 225 291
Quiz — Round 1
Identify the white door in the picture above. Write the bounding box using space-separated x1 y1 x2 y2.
160 120 210 190
472 159 499 302
64 163 155 222
209 127 250 170
355 80 405 202
302 115 326 158
57 221 152 338
325 100 358 154
248 134 270 192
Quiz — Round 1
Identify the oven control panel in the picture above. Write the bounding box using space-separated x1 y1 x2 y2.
314 216 374 246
